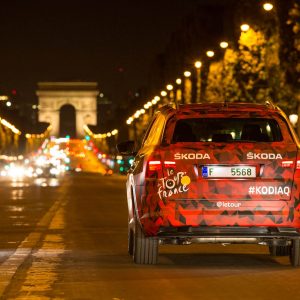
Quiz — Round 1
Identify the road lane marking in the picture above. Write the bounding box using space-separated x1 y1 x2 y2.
0 194 66 297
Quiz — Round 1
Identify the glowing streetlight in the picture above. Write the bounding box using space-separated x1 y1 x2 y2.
176 78 182 85
194 61 202 69
161 90 167 97
154 96 160 101
166 84 173 91
6 101 12 107
241 24 250 32
263 3 273 11
220 41 229 49
184 71 191 78
289 114 298 127
206 50 215 58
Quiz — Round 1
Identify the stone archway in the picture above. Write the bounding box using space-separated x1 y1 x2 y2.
37 82 99 138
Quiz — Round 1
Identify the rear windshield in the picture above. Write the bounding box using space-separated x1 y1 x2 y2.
171 118 283 143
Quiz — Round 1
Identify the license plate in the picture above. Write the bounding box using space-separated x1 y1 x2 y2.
202 166 256 178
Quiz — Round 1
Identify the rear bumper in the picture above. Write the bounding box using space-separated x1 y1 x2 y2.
157 226 300 245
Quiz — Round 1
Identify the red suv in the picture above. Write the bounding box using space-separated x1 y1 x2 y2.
117 102 300 266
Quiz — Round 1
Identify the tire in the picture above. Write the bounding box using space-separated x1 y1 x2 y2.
128 220 134 256
269 245 291 256
133 219 158 264
289 239 300 267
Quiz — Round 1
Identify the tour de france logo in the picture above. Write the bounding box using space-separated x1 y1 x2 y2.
157 170 191 199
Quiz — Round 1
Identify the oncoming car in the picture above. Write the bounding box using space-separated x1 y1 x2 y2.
117 102 300 266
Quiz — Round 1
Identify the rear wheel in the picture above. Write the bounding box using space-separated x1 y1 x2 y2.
289 239 300 267
133 219 158 264
269 245 291 256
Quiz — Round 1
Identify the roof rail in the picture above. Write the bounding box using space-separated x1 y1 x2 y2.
265 99 276 109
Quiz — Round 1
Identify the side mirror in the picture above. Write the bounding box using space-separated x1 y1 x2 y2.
116 140 136 155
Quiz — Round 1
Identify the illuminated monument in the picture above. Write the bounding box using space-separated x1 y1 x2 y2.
37 82 98 138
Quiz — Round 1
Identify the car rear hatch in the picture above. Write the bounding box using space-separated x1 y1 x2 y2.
159 116 297 202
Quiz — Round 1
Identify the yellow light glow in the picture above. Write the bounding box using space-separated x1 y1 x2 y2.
263 3 273 11
176 78 182 85
206 51 215 58
241 24 250 32
161 90 167 97
126 119 132 125
140 109 145 114
184 71 191 78
194 61 202 69
166 84 173 91
154 96 160 101
220 41 229 49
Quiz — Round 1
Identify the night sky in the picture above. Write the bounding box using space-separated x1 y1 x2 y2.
0 0 210 105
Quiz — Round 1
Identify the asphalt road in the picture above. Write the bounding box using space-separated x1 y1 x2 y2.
0 172 300 300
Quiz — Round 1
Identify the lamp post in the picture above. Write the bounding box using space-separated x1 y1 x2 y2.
175 78 182 104
183 71 192 104
166 84 174 105
219 41 229 101
161 90 168 105
194 61 202 103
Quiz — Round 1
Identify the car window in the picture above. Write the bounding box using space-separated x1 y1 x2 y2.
143 114 165 146
171 118 283 143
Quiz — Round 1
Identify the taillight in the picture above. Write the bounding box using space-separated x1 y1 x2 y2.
146 160 176 178
148 161 162 171
146 160 162 178
282 160 294 168
164 161 176 168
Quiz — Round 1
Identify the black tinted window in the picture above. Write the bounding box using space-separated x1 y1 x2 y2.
172 118 283 143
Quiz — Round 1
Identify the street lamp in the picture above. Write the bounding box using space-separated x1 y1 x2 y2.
194 61 202 69
263 3 274 11
184 71 191 78
289 114 298 127
161 90 167 97
241 24 250 32
220 41 229 49
166 84 173 91
206 51 215 58
176 78 182 85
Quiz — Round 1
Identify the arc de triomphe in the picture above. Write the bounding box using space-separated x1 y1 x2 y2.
37 82 98 138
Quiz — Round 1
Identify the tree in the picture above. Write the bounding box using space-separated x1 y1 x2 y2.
205 61 223 102
223 48 241 102
286 1 300 134
235 28 271 103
